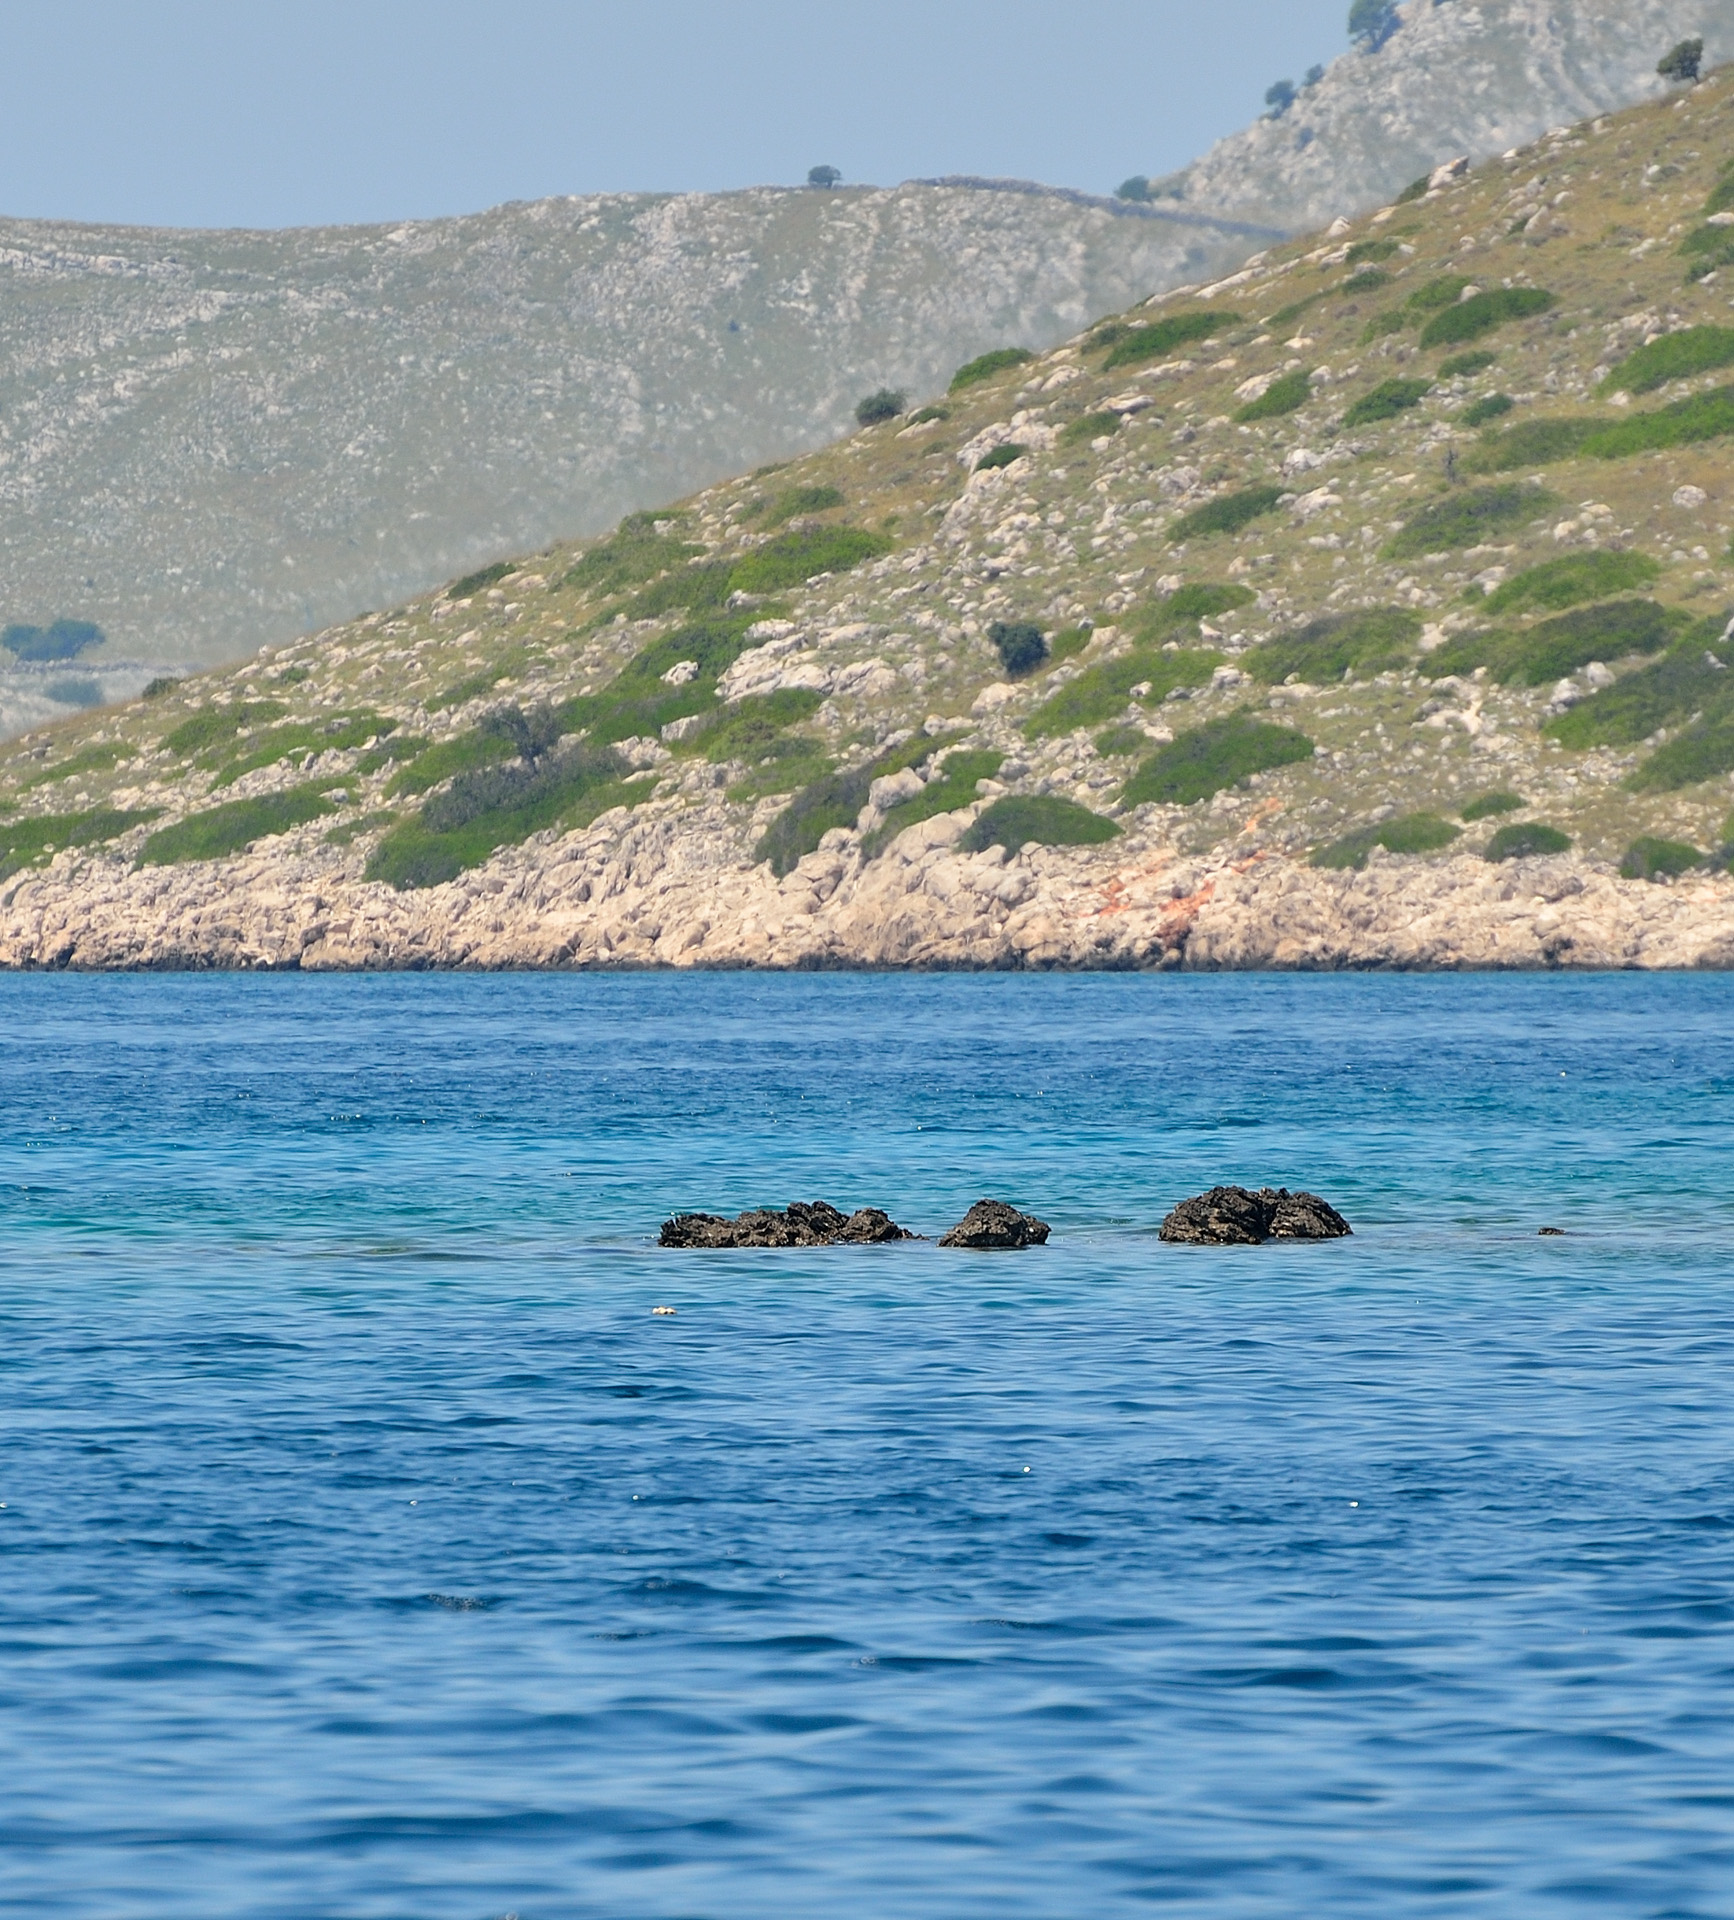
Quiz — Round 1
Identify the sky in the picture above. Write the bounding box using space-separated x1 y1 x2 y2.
11 0 1357 231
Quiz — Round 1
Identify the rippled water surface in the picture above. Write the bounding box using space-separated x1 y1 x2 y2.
5 972 1734 1918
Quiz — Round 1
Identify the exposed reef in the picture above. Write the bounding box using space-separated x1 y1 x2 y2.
1158 1186 1352 1245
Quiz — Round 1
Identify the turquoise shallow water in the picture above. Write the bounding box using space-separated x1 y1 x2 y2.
4 972 1734 1918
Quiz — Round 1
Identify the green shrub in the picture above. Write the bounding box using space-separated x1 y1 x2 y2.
725 743 834 804
949 347 1035 393
1439 351 1497 379
142 676 181 699
1048 626 1093 663
1419 286 1555 349
958 795 1121 854
211 711 397 788
907 405 949 425
1023 648 1221 738
1346 238 1400 265
754 731 960 875
1343 378 1432 427
563 516 702 595
1483 551 1661 616
1060 411 1122 446
616 562 734 621
1427 599 1681 686
682 688 825 763
0 806 160 876
760 485 844 525
1236 370 1312 422
1150 581 1256 627
1685 241 1734 284
975 443 1028 472
854 389 905 427
1123 713 1313 806
1172 484 1285 541
988 620 1047 676
1459 790 1524 820
1395 175 1430 206
140 784 342 866
1575 383 1734 460
387 727 515 797
863 749 1004 857
160 701 289 758
1626 718 1734 791
1484 821 1571 860
1266 291 1326 331
430 647 541 711
1463 393 1514 427
1343 268 1392 295
1100 310 1239 371
1465 415 1597 471
446 561 514 599
1620 835 1701 879
1361 309 1412 343
729 526 893 593
1312 811 1460 868
1546 641 1732 748
366 742 637 889
1094 724 1150 757
356 735 428 776
1385 484 1557 557
1 618 105 662
1408 275 1476 313
20 741 127 788
1245 607 1422 683
1707 165 1734 217
1658 37 1704 83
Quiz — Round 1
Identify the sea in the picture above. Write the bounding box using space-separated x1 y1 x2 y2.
3 970 1733 1919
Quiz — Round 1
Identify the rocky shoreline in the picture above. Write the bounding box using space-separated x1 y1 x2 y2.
0 795 1730 972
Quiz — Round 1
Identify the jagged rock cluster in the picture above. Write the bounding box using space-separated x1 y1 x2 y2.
1159 1186 1352 1245
657 1196 1048 1248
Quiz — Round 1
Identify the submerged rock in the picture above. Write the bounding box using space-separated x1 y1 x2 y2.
658 1201 914 1248
937 1198 1051 1249
1159 1185 1351 1245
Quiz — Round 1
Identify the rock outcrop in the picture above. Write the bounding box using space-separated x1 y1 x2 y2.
937 1199 1051 1248
659 1201 912 1248
1159 1186 1352 1245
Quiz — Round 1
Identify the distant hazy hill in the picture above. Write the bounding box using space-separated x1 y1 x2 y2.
1166 0 1734 231
0 184 1269 731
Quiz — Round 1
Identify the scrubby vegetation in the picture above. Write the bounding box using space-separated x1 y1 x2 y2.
1466 416 1597 469
1311 812 1459 868
949 348 1034 393
1236 370 1312 422
1625 717 1734 791
1603 325 1734 394
1173 484 1285 541
959 795 1121 854
1123 713 1313 806
1245 607 1421 683
140 784 342 866
1545 633 1731 749
755 731 958 876
1439 351 1497 380
1385 484 1557 556
0 806 159 877
1427 598 1683 685
1061 411 1122 446
854 390 905 427
1620 835 1701 879
976 443 1027 472
1484 821 1571 860
1099 310 1238 372
1459 790 1524 821
564 515 702 594
1023 647 1221 738
1346 238 1401 266
863 749 1004 857
1481 551 1660 616
211 710 397 787
988 620 1047 676
21 741 128 789
1343 378 1432 427
758 485 844 525
446 561 514 600
1150 582 1255 628
161 701 289 758
1418 286 1555 349
617 525 892 618
1463 393 1514 427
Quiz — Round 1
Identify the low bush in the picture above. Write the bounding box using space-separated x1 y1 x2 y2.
1123 713 1313 807
1094 724 1150 757
1463 392 1514 427
21 742 127 789
988 620 1047 676
140 784 341 866
160 700 288 758
1346 238 1401 265
975 443 1027 472
1426 599 1682 686
1361 309 1412 343
1 618 104 662
959 794 1121 854
1266 291 1326 331
1419 286 1555 349
863 749 1004 857
1023 648 1221 738
1343 377 1432 427
1047 626 1092 663
563 516 702 596
907 405 949 425
1060 411 1122 446
1245 607 1421 684
431 647 539 712
949 347 1035 393
1685 240 1734 284
754 731 960 875
1620 835 1701 879
212 710 397 787
1343 268 1392 295
1396 175 1430 205
1575 383 1734 460
1459 790 1524 821
1484 821 1571 860
1483 551 1661 616
1172 484 1285 541
1236 370 1312 422
1149 581 1256 627
1626 718 1734 791
556 615 759 745
682 688 825 763
1101 309 1238 371
142 676 181 699
1464 415 1595 469
730 526 893 594
854 389 905 427
446 561 514 600
1311 811 1460 868
0 806 160 877
759 485 844 525
1546 638 1732 748
1439 351 1497 380
1707 164 1734 218
1385 484 1557 557
387 727 515 798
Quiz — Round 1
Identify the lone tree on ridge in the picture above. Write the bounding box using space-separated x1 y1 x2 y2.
1348 0 1400 52
1658 38 1705 84
808 165 842 189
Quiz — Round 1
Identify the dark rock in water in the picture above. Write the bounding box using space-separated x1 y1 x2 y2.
1538 1226 1566 1236
658 1201 914 1249
938 1198 1051 1249
1158 1186 1351 1246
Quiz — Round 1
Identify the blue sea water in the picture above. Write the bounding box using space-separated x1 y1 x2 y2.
3 971 1734 1919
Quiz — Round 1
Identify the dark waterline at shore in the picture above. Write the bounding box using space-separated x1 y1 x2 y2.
3 973 1732 1916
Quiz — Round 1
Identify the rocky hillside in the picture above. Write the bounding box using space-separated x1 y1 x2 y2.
1168 0 1734 232
0 185 1267 736
6 70 1734 970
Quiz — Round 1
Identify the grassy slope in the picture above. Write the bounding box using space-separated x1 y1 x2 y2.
10 72 1734 889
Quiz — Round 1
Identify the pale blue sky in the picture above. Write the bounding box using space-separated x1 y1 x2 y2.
14 0 1355 230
